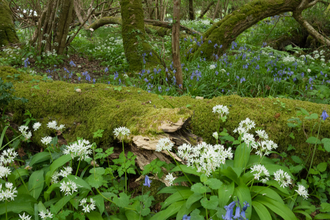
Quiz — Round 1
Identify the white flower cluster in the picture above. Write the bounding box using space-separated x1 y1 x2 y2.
295 184 309 199
51 166 73 183
274 169 292 188
19 212 32 220
177 142 233 177
47 120 65 130
155 138 174 152
282 56 296 63
41 136 53 145
80 198 96 213
212 105 229 118
39 209 53 220
113 127 130 140
0 182 18 201
18 125 32 140
250 164 269 183
233 118 255 135
60 179 78 196
63 139 92 161
0 148 18 165
209 64 216 70
165 173 176 186
33 122 41 131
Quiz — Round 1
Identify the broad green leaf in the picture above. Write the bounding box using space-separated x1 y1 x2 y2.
86 211 104 219
218 182 235 207
191 183 208 194
171 164 200 176
291 156 304 164
91 195 104 214
254 196 297 220
317 162 327 172
158 186 189 194
247 155 274 167
44 183 60 200
89 167 105 175
320 202 330 212
293 210 312 220
321 138 330 152
305 113 318 120
150 201 185 220
186 193 203 209
190 209 204 220
177 202 201 220
201 195 218 210
8 168 29 182
86 173 104 188
251 186 284 204
314 213 330 219
113 192 130 208
252 201 272 220
0 125 9 148
30 152 51 166
28 170 44 199
290 165 304 174
0 194 36 215
67 175 91 190
51 192 78 214
125 210 140 219
162 189 193 208
306 136 321 144
45 154 71 184
234 142 250 169
220 166 239 183
205 178 222 190
300 108 309 116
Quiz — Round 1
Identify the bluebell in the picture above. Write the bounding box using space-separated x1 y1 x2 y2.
143 176 152 187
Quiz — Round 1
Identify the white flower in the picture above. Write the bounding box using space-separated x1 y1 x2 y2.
19 212 32 220
274 169 292 188
0 165 11 178
155 138 174 152
59 166 73 178
63 139 92 161
18 125 32 140
233 118 255 135
0 148 18 165
60 180 78 196
80 198 96 213
209 64 216 70
212 132 218 140
212 105 229 117
220 69 226 73
307 69 311 73
295 184 308 199
32 122 41 131
165 173 176 186
38 209 53 220
250 164 269 181
113 127 130 140
41 136 52 145
51 171 60 183
255 130 268 140
47 121 57 129
0 182 18 201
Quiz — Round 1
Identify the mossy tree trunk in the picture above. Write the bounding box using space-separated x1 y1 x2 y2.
189 0 328 60
0 0 19 47
120 0 162 72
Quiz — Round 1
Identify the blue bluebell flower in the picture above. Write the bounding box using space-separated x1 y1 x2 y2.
321 110 329 121
182 214 191 220
143 175 152 187
223 201 236 220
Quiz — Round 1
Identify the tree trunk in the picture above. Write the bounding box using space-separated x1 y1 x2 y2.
198 1 215 19
120 0 162 71
189 0 316 60
172 0 183 90
188 0 195 20
0 0 19 47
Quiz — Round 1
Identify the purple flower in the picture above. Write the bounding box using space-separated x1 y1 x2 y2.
223 201 236 220
143 176 152 187
23 58 30 67
233 205 241 219
105 67 109 72
182 214 191 220
69 60 76 67
321 110 329 121
158 86 162 93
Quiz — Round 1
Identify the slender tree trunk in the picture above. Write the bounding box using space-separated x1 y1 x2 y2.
0 0 19 46
198 1 215 19
212 0 221 20
188 0 195 20
172 0 183 90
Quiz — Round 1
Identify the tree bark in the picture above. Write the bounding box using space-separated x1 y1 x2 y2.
198 1 215 19
188 0 195 20
212 0 221 21
172 0 183 90
189 0 325 60
0 0 19 47
120 0 162 71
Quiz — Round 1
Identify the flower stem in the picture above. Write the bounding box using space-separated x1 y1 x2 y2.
167 149 192 186
122 139 127 193
307 118 322 179
75 158 82 176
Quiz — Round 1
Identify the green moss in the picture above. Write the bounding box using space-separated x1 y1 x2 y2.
0 1 19 46
1 66 330 165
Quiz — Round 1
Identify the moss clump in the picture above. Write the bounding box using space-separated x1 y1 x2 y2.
1 66 330 165
0 0 19 46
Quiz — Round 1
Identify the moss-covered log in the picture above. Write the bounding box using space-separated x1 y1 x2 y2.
1 66 330 167
0 0 19 47
188 0 303 60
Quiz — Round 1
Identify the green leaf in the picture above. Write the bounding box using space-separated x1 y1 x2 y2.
190 209 204 220
234 184 252 219
89 167 105 175
293 210 312 220
251 186 284 204
254 196 297 220
220 166 239 183
186 193 203 209
291 156 304 164
8 168 29 182
158 186 189 194
28 170 44 199
0 194 36 215
314 213 330 219
171 165 200 176
306 136 321 144
177 202 201 220
86 173 104 188
44 183 60 200
300 108 309 116
320 202 330 212
234 142 250 169
0 125 9 148
125 210 140 219
317 162 327 172
252 201 272 220
67 175 91 190
30 152 51 166
305 113 318 120
201 195 218 210
321 138 330 152
191 183 208 194
150 201 185 220
86 211 104 219
205 178 222 190
51 192 78 214
218 182 235 207
162 189 193 208
113 192 130 208
45 154 71 185
91 195 104 214
290 165 304 174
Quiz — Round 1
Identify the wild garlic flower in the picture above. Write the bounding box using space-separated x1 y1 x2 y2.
155 138 174 152
209 64 216 70
212 132 218 140
63 139 92 161
32 122 41 131
18 125 32 140
60 180 78 196
47 120 65 130
178 142 233 177
250 164 269 182
19 212 32 220
212 105 229 118
59 167 73 178
51 171 60 184
274 169 292 188
0 148 18 165
80 198 96 213
0 182 18 201
295 184 309 199
233 118 255 135
165 173 176 186
41 136 52 145
0 165 11 178
113 127 130 140
255 140 278 157
38 209 53 220
255 130 268 140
